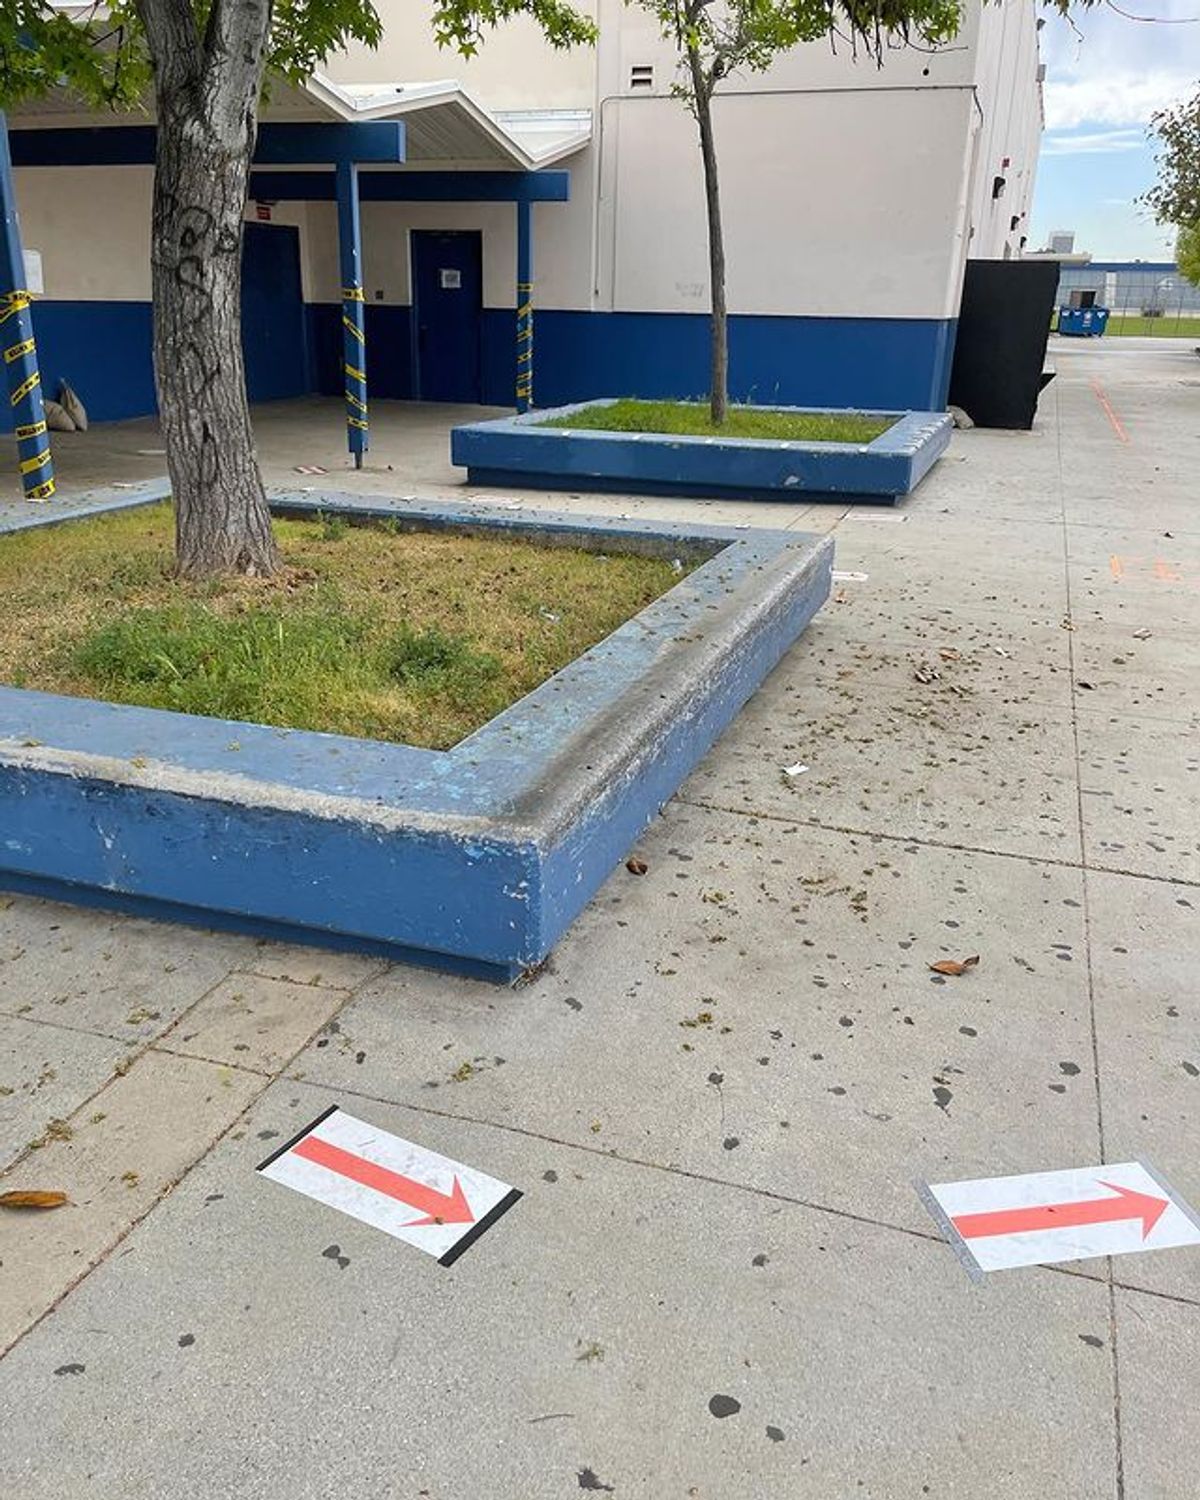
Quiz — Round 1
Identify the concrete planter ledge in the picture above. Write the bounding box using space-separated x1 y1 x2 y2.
451 401 953 504
0 492 833 981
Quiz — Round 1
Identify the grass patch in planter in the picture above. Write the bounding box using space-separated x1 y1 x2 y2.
0 503 680 749
537 398 892 444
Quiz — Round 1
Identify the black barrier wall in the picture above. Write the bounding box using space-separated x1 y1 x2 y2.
948 260 1060 430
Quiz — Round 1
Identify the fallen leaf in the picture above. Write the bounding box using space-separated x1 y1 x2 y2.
0 1190 68 1210
913 664 940 684
832 589 849 604
1077 681 1095 691
929 956 980 977
625 857 649 876
938 648 961 662
1132 628 1152 640
1060 617 1076 632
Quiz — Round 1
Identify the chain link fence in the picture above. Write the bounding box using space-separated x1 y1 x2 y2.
1052 263 1200 337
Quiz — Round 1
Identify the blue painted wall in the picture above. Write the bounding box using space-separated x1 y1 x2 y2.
1 300 156 429
9 300 956 429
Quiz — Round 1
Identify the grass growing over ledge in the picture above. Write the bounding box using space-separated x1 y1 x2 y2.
0 504 682 749
537 399 893 444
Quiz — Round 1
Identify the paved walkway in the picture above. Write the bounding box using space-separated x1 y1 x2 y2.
1 337 1198 1498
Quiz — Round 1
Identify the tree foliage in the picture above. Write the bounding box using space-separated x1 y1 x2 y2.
1143 89 1200 231
1178 221 1200 287
0 0 389 111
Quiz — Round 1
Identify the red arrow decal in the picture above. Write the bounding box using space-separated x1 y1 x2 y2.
952 1181 1169 1242
292 1133 475 1227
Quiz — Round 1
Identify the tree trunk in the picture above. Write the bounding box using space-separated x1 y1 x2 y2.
688 54 728 426
140 0 278 578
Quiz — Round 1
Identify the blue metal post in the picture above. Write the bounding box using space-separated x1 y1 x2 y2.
336 162 367 469
516 199 533 412
0 113 54 501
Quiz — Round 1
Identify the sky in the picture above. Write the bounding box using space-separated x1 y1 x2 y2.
1030 0 1200 259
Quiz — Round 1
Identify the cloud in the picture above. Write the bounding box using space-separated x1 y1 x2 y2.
1039 4 1200 129
1043 73 1199 131
1041 128 1151 155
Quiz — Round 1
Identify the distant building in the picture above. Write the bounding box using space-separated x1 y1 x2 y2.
1054 263 1200 316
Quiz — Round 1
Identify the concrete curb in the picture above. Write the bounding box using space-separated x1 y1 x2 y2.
450 401 952 504
0 492 833 980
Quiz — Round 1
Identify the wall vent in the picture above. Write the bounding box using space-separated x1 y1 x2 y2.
630 64 654 90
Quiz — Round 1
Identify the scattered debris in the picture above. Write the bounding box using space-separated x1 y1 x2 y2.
708 1394 742 1419
293 464 327 475
671 558 684 574
625 857 649 876
575 1340 605 1363
991 645 1010 658
947 404 974 429
929 955 980 976
832 589 849 604
1077 681 1096 691
0 1189 68 1210
1132 627 1152 640
538 606 562 623
938 648 961 662
1060 616 1076 632
913 663 940 684
831 570 869 583
781 762 808 779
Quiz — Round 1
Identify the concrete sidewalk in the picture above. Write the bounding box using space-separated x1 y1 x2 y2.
1 335 1198 1498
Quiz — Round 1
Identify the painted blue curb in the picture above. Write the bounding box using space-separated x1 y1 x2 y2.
0 493 833 980
451 402 952 504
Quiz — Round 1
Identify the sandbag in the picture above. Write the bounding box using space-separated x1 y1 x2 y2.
58 381 88 432
43 399 76 433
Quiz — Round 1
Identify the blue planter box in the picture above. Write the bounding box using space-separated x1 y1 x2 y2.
451 401 952 505
0 491 833 981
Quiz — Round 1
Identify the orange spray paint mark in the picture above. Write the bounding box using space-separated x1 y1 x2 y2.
1091 380 1129 444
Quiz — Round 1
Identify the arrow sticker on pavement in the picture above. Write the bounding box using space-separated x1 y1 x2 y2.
918 1161 1200 1279
257 1106 521 1266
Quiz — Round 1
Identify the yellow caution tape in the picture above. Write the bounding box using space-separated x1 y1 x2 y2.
11 370 40 404
14 419 47 440
342 316 365 342
5 337 37 364
19 448 52 475
25 478 55 501
347 416 368 431
342 286 365 302
0 291 30 324
344 391 368 413
343 364 366 384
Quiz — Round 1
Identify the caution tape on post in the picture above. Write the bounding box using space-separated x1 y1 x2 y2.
10 370 40 405
341 286 365 302
18 448 52 475
14 419 47 441
0 291 30 324
4 337 37 364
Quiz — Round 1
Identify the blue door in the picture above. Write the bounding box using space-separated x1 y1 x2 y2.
241 222 308 403
412 230 482 403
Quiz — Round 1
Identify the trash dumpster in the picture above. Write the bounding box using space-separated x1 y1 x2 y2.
1057 306 1109 337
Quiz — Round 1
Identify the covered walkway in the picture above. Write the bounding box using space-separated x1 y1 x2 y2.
1 71 586 498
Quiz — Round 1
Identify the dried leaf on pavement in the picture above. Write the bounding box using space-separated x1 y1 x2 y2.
929 956 980 977
0 1189 69 1210
625 857 649 876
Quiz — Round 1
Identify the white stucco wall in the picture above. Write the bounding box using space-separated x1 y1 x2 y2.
10 0 1043 324
323 0 598 111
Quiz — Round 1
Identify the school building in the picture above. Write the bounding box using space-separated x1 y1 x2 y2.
1 0 1045 450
